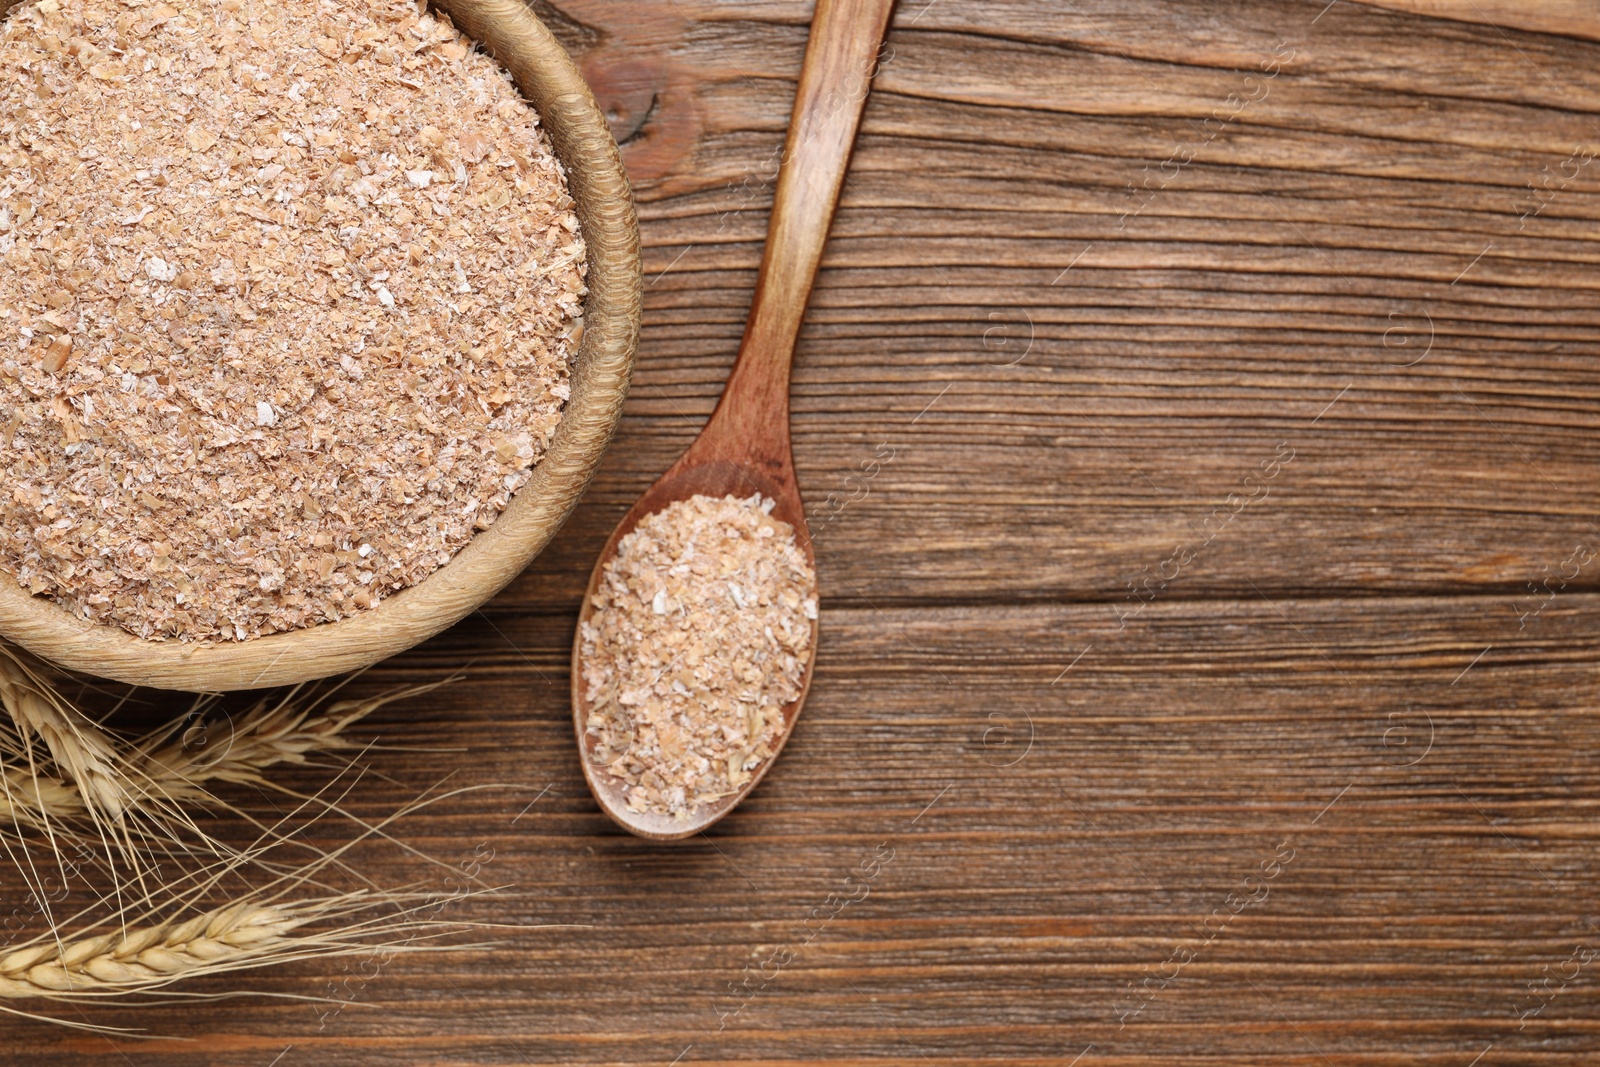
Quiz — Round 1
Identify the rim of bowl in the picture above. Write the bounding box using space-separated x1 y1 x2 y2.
0 0 641 691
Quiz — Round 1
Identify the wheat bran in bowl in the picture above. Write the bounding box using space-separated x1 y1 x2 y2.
579 493 819 821
0 0 590 642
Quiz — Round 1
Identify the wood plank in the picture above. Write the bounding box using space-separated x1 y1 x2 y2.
15 593 1600 1062
480 0 1600 613
1352 0 1600 45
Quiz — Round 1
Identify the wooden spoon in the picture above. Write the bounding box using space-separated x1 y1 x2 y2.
571 0 897 840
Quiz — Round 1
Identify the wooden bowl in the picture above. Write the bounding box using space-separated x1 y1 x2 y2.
0 0 641 692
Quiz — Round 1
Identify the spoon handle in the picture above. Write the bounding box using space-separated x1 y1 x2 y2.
707 0 897 467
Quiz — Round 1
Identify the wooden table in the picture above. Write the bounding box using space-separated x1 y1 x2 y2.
23 0 1600 1062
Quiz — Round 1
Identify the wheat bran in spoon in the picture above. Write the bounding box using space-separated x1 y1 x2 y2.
580 494 818 820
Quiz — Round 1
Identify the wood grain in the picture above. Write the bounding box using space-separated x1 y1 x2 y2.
15 0 1600 1062
1352 0 1600 45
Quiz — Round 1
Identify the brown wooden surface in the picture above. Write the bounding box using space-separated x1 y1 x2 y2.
17 0 1600 1062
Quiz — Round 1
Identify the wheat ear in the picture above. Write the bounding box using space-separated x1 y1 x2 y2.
0 778 496 1004
0 891 458 999
0 900 302 995
0 672 441 832
129 682 444 803
0 649 126 823
0 694 366 830
0 767 84 826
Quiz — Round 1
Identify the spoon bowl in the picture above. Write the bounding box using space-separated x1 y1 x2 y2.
571 436 816 840
571 0 895 838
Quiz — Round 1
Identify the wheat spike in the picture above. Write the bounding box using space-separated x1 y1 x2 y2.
0 764 495 1023
0 664 440 832
0 696 368 827
0 901 302 996
0 767 84 826
130 683 440 803
0 651 127 823
0 887 464 1002
0 782 491 1003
